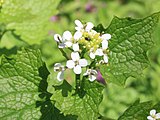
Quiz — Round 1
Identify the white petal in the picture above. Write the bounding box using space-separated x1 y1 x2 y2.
91 70 98 75
54 63 61 67
150 109 156 116
75 20 83 28
75 27 82 31
85 22 94 31
102 40 108 50
79 59 88 67
66 60 75 69
90 30 97 35
147 116 154 120
57 71 64 81
54 63 61 71
95 49 104 56
74 31 82 40
58 43 66 48
89 75 96 82
71 52 80 61
72 43 79 51
83 70 89 76
156 113 160 119
89 52 95 59
83 72 88 76
62 31 72 41
103 54 108 63
73 65 82 74
65 41 73 47
54 34 62 42
101 34 111 40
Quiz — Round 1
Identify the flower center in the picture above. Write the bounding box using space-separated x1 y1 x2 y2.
78 31 102 52
85 37 91 41
75 60 79 66
151 115 156 119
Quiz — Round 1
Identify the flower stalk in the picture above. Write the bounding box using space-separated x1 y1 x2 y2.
75 74 81 92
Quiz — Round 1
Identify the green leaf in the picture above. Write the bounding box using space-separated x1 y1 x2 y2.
100 12 160 85
0 48 80 120
152 102 160 112
0 48 44 119
118 100 160 120
51 80 104 120
0 23 6 40
0 0 60 44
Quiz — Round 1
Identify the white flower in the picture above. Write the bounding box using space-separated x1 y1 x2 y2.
54 34 66 48
75 19 94 32
66 52 88 74
94 34 111 63
54 63 65 81
63 31 82 51
95 49 109 63
54 31 82 50
147 109 160 120
83 69 98 82
89 48 109 63
89 48 108 64
101 33 111 49
89 33 111 63
62 31 73 47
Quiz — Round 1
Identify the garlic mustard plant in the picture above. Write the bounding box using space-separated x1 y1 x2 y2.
54 19 111 89
147 109 160 120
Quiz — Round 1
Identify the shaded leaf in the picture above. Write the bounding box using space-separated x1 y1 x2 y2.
51 79 104 120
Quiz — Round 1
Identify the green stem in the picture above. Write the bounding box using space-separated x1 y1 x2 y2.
57 43 69 60
75 74 81 91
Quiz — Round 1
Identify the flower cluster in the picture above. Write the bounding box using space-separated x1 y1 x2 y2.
147 109 160 120
53 20 111 82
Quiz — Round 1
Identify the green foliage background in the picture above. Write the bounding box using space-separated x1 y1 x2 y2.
0 0 160 119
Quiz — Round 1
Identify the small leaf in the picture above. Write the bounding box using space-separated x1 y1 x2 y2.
51 79 104 120
100 12 160 85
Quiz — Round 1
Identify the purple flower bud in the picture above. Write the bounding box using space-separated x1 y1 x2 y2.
85 3 96 13
96 70 106 85
50 15 60 22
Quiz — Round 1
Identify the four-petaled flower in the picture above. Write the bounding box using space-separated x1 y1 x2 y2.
83 69 98 82
147 109 160 120
54 63 65 81
62 30 82 50
66 52 88 74
54 30 82 50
